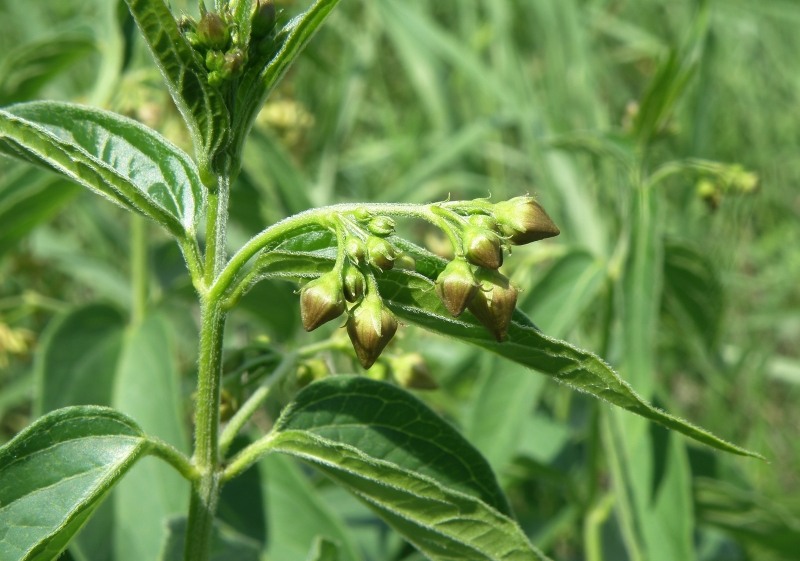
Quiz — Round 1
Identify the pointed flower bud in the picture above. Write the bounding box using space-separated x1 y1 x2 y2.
197 12 230 51
463 226 503 269
367 216 395 237
467 269 518 342
343 263 365 303
251 0 276 38
346 294 398 369
299 272 345 332
435 259 478 317
367 236 397 271
391 353 438 390
345 237 367 264
493 196 560 245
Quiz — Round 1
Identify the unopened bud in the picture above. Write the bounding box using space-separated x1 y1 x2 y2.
251 0 276 38
494 196 560 245
391 353 437 390
394 253 416 271
346 295 398 369
345 237 367 264
343 263 365 303
367 216 395 237
222 49 245 77
197 12 230 51
299 272 345 331
435 259 478 317
205 50 225 72
467 270 518 342
296 358 328 387
367 236 397 271
463 226 503 269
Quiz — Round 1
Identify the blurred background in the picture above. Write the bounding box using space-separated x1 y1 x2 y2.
1 1 798 560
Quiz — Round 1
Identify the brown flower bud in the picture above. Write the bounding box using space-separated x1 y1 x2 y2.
345 237 367 264
435 259 478 317
366 236 397 271
463 226 503 269
197 12 230 51
346 295 398 369
390 353 438 390
299 272 345 331
494 196 560 245
467 269 518 342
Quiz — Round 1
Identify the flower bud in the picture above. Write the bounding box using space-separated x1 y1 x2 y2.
205 50 225 72
435 259 478 317
367 236 397 271
494 196 560 245
394 253 416 271
343 263 365 303
251 0 276 38
390 353 438 390
345 237 367 264
197 12 230 51
346 295 398 369
367 216 395 237
222 49 245 77
467 270 518 342
463 226 503 269
295 358 328 387
299 272 345 332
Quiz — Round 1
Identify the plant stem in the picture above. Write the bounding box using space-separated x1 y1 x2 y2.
130 214 148 325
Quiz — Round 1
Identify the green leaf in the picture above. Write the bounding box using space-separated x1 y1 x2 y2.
252 236 762 459
34 304 126 416
230 0 341 173
0 102 204 238
112 315 189 561
123 0 229 179
260 454 360 561
264 376 548 561
0 407 148 561
276 375 510 513
158 517 261 561
306 537 340 561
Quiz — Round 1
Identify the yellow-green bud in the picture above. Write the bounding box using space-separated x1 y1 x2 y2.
343 263 365 303
469 213 498 231
367 236 397 271
367 216 395 237
197 12 230 51
394 253 416 271
467 269 518 342
296 358 328 387
345 237 367 264
205 50 225 72
346 294 398 369
299 272 345 331
435 259 478 317
493 196 560 245
390 353 437 390
463 226 503 270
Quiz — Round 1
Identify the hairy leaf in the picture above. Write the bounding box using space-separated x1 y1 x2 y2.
0 407 148 561
0 102 204 238
123 0 229 179
268 377 548 561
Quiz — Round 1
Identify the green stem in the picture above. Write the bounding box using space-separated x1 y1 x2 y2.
131 215 148 325
148 438 200 482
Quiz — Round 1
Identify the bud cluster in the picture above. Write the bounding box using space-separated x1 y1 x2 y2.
180 1 279 88
434 196 559 341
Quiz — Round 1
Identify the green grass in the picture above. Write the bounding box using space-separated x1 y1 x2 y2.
1 0 799 559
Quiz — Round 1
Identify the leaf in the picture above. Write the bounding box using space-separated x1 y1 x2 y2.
112 315 189 561
0 101 204 238
158 517 261 561
34 304 126 416
251 233 762 458
123 0 229 178
260 454 360 561
0 407 148 561
306 537 340 561
230 0 341 173
267 377 549 561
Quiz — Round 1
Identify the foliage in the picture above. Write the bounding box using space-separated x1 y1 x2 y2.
1 1 798 561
